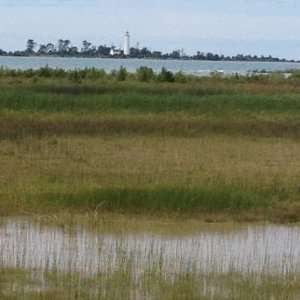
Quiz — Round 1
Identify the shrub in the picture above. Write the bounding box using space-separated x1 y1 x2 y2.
52 68 66 78
174 71 189 83
289 71 300 79
85 67 107 80
157 67 175 82
116 66 128 81
23 68 36 78
136 66 154 82
38 65 52 77
68 70 82 82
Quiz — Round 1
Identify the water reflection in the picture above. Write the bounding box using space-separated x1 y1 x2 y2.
0 220 300 277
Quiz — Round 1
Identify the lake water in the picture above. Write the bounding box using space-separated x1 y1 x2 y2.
0 56 300 75
1 220 300 278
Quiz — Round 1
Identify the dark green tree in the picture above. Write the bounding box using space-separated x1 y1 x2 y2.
46 43 55 53
38 44 47 54
26 39 37 53
82 40 92 52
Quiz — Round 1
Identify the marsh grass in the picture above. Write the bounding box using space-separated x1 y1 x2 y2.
1 118 300 140
43 185 270 214
0 71 300 220
2 69 300 299
0 75 300 140
1 259 300 299
1 85 300 115
4 268 299 300
1 218 300 299
0 135 299 220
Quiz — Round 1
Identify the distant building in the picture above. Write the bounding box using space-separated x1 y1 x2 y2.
124 31 130 56
109 32 130 56
109 48 122 56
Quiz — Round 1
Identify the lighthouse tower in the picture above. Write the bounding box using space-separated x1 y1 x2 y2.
124 31 130 56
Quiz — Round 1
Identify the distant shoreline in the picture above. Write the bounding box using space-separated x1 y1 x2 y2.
0 53 299 64
2 38 298 63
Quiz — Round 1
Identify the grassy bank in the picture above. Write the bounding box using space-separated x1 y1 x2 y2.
1 267 300 300
0 69 300 221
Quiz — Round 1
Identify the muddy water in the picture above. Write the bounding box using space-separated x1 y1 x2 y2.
0 220 300 277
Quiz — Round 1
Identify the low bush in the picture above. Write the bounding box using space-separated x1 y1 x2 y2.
116 66 127 81
157 67 175 82
136 66 155 82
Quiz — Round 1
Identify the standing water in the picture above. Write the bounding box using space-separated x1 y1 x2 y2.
0 56 300 75
1 219 300 278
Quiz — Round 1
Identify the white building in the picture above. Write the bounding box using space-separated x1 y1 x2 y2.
124 31 130 56
109 48 122 56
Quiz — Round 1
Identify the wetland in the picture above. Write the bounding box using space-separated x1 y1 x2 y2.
0 67 300 298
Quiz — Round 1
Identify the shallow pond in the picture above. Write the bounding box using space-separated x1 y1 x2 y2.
0 219 299 278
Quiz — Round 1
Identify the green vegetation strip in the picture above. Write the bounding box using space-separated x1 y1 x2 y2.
40 185 272 214
1 88 300 113
4 186 288 222
1 118 300 139
2 184 298 222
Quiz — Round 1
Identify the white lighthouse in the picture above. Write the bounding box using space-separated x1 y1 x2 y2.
124 31 130 56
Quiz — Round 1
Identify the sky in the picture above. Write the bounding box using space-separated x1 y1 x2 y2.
1 0 300 59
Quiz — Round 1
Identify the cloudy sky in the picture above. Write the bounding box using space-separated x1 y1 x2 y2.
1 0 300 59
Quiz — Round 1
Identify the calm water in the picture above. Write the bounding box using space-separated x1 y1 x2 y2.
1 220 300 278
0 56 300 75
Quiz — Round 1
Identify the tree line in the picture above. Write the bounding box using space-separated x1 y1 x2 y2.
0 38 297 63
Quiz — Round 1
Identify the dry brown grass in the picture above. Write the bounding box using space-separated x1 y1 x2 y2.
1 134 299 194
